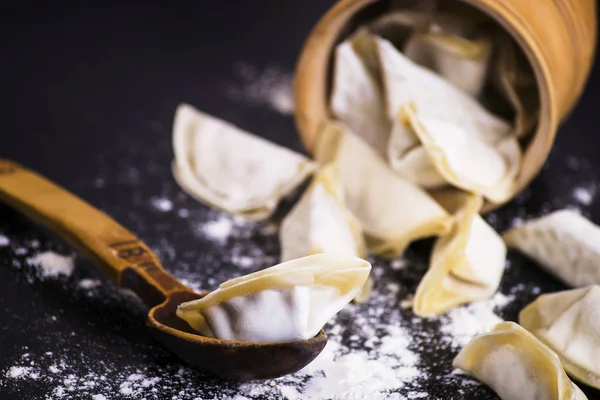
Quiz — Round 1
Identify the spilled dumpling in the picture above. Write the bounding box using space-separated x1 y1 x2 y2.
503 209 600 287
454 321 588 400
330 32 391 156
280 165 366 262
171 104 316 220
316 120 453 257
279 165 372 302
366 33 521 200
400 102 522 203
177 254 371 342
413 193 506 316
520 286 600 389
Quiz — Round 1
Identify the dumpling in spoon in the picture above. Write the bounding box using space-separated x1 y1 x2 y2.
315 120 453 257
172 104 316 220
404 32 492 97
279 165 372 302
176 253 371 342
400 102 521 203
454 321 588 400
330 32 391 156
503 209 600 288
520 286 600 390
413 193 506 316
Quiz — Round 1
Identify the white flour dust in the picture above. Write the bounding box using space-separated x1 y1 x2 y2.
226 62 294 115
439 293 511 348
0 234 9 247
151 197 174 212
572 186 594 205
78 279 102 290
27 252 75 279
201 214 236 242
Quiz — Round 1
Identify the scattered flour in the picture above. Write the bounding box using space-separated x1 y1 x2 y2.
2 264 430 400
572 186 594 205
391 258 408 270
7 366 32 379
0 234 9 247
78 279 102 290
151 197 174 212
201 214 235 242
227 62 294 115
230 255 256 269
439 292 511 348
27 252 75 279
177 208 190 218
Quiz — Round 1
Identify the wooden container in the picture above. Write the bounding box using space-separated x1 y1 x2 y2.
294 0 597 210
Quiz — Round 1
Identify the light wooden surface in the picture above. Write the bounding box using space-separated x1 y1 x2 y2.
294 0 597 210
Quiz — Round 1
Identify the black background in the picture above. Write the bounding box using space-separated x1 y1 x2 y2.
1 1 600 399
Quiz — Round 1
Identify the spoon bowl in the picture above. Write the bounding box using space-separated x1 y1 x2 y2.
0 159 327 380
147 292 327 380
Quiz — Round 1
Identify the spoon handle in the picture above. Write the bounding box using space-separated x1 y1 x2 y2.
0 159 190 307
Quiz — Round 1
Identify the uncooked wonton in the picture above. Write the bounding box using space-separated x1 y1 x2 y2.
177 254 371 342
172 103 316 220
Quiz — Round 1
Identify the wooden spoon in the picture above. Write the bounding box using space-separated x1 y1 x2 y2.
0 160 327 380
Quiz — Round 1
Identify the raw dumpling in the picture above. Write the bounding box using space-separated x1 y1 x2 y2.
374 33 510 140
172 104 316 220
404 33 492 97
280 165 371 303
503 209 600 287
315 120 453 257
176 253 371 342
370 33 520 199
400 103 522 203
413 193 506 316
280 165 366 261
520 286 600 389
492 30 539 137
387 120 447 189
454 321 588 400
330 32 391 156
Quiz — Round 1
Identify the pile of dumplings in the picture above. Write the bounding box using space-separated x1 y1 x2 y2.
169 3 600 399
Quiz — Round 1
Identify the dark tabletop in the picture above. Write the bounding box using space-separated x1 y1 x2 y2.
1 1 600 399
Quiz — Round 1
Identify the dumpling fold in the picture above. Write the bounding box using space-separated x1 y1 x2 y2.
315 120 453 257
177 254 371 342
454 321 588 400
520 286 600 389
399 102 521 203
413 193 506 316
172 103 317 220
279 165 372 302
330 32 391 156
365 33 520 200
